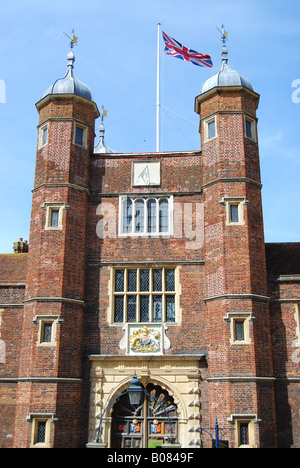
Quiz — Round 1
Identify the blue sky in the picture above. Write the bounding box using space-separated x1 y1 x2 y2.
0 0 299 253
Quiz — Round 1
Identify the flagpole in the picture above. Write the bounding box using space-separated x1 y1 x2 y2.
156 22 161 152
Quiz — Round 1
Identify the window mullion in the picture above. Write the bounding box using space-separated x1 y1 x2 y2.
132 199 136 233
124 269 128 322
137 268 140 321
162 268 166 322
149 268 153 321
156 199 159 234
143 199 147 234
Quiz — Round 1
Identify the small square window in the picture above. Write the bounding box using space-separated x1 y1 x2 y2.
224 312 252 344
34 316 61 346
43 203 69 230
220 197 248 226
46 207 62 230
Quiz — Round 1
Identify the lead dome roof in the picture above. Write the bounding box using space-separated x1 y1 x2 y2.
40 50 93 101
200 45 255 94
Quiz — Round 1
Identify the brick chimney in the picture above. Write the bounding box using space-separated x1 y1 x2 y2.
13 238 28 253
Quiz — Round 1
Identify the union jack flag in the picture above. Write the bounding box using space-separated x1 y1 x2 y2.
162 31 213 68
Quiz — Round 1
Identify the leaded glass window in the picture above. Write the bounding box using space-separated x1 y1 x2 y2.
235 320 245 341
50 209 59 228
140 269 150 291
37 421 46 443
113 267 177 323
147 199 157 233
153 269 162 291
166 295 175 322
42 322 52 343
123 199 133 233
239 423 249 445
159 199 169 233
208 119 216 139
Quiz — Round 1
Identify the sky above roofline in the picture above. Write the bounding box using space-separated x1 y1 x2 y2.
0 0 299 253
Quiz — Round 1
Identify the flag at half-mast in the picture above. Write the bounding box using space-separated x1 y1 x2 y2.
162 31 213 68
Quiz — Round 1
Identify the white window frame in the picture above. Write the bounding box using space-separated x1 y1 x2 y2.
109 266 180 325
119 195 174 237
203 115 217 142
38 123 49 148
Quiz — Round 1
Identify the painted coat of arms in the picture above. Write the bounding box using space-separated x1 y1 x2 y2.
128 325 162 354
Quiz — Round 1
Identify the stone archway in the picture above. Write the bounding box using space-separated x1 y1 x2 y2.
87 355 205 448
110 381 178 448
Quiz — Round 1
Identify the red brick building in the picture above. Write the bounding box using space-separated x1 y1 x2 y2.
0 43 299 448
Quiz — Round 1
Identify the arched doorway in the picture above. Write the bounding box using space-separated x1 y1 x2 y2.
111 382 178 448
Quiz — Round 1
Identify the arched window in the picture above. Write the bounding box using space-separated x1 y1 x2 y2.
134 199 144 233
147 199 157 233
159 199 169 233
123 198 132 233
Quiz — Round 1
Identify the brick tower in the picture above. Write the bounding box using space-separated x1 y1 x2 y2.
14 49 99 448
195 43 277 447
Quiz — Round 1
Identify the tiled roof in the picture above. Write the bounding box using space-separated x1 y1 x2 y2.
0 253 28 284
266 243 300 276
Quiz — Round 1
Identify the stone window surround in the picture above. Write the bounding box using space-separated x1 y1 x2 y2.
27 412 57 448
224 311 255 345
42 202 70 230
108 265 182 326
220 196 249 226
33 314 63 347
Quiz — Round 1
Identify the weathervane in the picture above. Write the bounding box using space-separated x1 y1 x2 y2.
216 24 228 45
63 29 78 49
100 106 108 123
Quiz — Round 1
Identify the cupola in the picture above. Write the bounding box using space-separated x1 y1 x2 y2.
40 50 93 101
94 122 115 154
200 44 255 95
